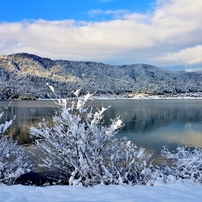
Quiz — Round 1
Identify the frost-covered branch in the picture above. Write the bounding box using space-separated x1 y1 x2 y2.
161 145 202 183
30 88 152 186
0 107 34 185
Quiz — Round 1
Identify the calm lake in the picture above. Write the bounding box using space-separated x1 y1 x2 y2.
1 99 202 165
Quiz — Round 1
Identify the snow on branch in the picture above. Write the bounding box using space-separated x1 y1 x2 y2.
30 88 152 186
0 106 34 185
161 145 202 183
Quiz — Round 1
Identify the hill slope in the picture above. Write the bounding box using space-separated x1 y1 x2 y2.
0 53 202 99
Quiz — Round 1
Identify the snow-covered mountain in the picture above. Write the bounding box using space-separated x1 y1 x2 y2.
0 53 202 99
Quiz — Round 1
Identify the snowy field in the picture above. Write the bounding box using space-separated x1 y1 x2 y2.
0 181 202 202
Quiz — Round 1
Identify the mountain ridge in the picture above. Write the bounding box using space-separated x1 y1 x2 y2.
0 53 202 100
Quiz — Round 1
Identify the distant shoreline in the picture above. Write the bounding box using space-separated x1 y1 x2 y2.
38 95 202 100
2 93 202 101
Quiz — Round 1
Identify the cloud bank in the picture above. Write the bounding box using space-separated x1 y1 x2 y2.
0 0 201 70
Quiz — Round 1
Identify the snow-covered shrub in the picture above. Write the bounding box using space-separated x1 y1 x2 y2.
146 161 177 185
161 145 202 183
0 110 34 185
30 87 152 186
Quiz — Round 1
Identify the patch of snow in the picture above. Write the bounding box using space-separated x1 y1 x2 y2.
0 181 202 202
37 93 202 101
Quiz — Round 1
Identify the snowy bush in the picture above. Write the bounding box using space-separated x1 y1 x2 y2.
0 110 34 185
30 87 152 186
146 161 177 185
161 145 202 183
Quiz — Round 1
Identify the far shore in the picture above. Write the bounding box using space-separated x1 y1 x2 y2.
37 95 202 101
2 92 202 102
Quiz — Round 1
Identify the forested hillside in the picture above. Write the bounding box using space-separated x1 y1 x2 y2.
0 53 202 100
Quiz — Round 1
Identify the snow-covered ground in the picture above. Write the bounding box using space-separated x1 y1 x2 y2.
38 93 202 100
0 181 202 202
92 94 202 100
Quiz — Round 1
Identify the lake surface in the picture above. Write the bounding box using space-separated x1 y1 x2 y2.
1 99 202 165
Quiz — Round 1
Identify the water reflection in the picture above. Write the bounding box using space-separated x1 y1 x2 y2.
93 99 202 164
0 101 57 143
1 99 202 164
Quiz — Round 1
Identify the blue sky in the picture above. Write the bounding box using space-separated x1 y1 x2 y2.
0 0 155 22
0 0 202 71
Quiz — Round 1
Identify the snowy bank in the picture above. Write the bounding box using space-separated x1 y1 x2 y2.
83 94 202 100
0 181 202 202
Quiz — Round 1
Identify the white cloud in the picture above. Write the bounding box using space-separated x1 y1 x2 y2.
151 0 202 43
0 0 202 70
186 67 202 72
154 45 202 65
88 9 129 19
0 19 155 61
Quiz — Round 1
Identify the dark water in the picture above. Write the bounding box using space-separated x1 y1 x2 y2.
1 99 202 164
